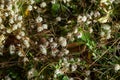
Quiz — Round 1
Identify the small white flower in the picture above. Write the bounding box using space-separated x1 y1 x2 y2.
56 17 61 22
62 49 69 55
9 18 14 24
9 45 16 55
93 20 97 23
42 24 48 29
44 41 49 47
0 24 5 29
18 50 24 57
11 10 15 16
90 11 94 16
18 15 23 21
51 42 57 48
6 28 12 33
34 6 37 9
71 64 77 72
100 31 105 37
102 24 111 30
73 28 78 34
82 16 87 22
77 15 82 22
28 5 33 11
23 39 30 48
23 57 29 62
51 0 56 4
27 68 36 79
39 45 47 55
89 28 93 33
76 32 82 38
114 64 120 72
13 24 18 30
85 70 91 76
40 2 47 8
59 37 67 47
49 38 53 42
67 32 72 39
37 26 43 32
36 16 43 23
19 31 25 36
16 35 21 40
34 57 39 61
30 0 35 4
63 58 68 63
55 69 63 75
87 14 92 19
5 12 9 17
87 21 91 25
17 22 22 28
51 48 59 56
77 58 81 62
106 33 111 39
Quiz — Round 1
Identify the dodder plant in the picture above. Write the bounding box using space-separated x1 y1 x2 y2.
0 0 120 80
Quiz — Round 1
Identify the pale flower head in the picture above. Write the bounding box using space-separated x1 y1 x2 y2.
55 69 63 75
76 32 82 38
56 16 62 22
39 45 47 55
36 16 43 23
106 33 111 39
100 31 105 37
51 42 58 48
114 64 120 72
23 39 30 48
37 26 43 32
17 15 23 21
58 37 67 47
71 64 77 72
27 5 33 11
27 68 36 79
9 44 16 55
40 2 47 8
102 24 111 30
42 24 48 29
18 50 24 57
82 16 87 22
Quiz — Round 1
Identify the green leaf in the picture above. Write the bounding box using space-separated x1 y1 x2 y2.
33 70 39 77
62 76 69 80
35 0 41 3
52 3 60 12
81 32 90 42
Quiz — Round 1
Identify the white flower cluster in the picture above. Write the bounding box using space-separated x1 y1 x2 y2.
0 0 31 58
100 24 112 40
114 64 120 72
54 57 81 78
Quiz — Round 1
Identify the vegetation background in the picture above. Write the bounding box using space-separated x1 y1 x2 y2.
0 0 120 80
